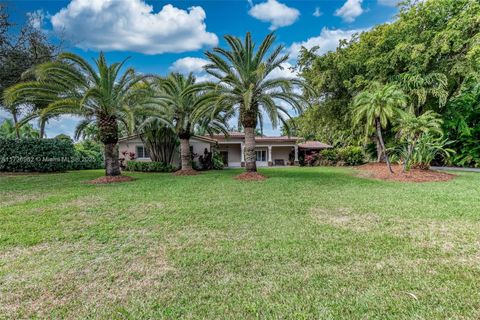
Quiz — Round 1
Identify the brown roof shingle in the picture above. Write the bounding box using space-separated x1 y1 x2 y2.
297 141 333 149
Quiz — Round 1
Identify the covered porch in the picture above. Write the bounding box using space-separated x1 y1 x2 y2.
217 142 299 168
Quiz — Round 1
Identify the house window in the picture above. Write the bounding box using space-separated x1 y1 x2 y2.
256 150 266 162
136 145 150 159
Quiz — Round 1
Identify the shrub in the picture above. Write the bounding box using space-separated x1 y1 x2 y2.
71 148 104 170
71 140 104 170
212 150 224 170
0 138 76 172
318 149 338 166
126 160 175 172
338 146 365 166
304 152 319 166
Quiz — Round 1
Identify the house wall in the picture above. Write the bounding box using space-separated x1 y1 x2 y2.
271 146 292 165
217 143 295 167
118 137 212 168
217 143 241 167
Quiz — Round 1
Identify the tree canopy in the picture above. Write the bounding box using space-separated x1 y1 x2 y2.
294 0 480 159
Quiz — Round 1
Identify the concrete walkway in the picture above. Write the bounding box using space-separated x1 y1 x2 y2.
431 166 480 173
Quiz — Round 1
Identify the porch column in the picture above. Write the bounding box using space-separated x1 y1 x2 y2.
268 145 273 166
240 142 245 167
294 145 299 166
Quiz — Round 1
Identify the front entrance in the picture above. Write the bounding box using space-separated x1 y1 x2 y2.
220 151 229 166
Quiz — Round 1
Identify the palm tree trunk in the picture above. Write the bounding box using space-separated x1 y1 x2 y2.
374 136 382 162
12 112 20 139
98 115 121 176
104 143 121 176
403 139 417 172
244 126 257 172
375 118 393 174
39 118 46 139
180 137 192 171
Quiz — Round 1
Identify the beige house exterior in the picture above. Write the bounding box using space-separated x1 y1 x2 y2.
117 132 332 168
211 132 299 167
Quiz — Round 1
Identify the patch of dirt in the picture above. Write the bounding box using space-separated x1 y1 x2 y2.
311 207 380 232
172 169 199 176
356 163 456 183
87 175 134 184
234 172 267 181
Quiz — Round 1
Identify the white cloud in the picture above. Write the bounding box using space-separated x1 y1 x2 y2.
288 27 363 59
313 7 322 17
170 57 209 73
248 0 300 30
267 62 297 80
169 57 214 83
335 0 364 23
378 0 399 6
50 0 218 54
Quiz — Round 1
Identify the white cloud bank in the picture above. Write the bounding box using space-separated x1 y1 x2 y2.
335 0 364 23
170 57 210 74
288 27 363 59
248 0 300 30
51 0 218 54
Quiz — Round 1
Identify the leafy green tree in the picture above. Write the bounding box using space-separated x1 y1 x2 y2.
137 117 178 164
443 81 480 167
204 32 306 172
395 110 443 171
1 4 58 138
0 118 39 138
296 0 480 154
5 52 148 176
141 73 230 173
353 83 408 173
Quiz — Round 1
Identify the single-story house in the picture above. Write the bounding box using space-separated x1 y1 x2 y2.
117 132 332 168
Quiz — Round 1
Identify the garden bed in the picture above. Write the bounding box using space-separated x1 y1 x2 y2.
172 169 199 176
234 172 267 181
356 163 456 182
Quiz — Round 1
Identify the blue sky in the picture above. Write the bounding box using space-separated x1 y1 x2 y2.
4 0 401 137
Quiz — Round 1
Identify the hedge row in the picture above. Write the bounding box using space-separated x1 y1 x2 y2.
304 146 365 167
126 160 175 172
0 138 103 172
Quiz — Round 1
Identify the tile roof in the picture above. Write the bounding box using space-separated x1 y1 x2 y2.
209 132 299 142
297 141 333 149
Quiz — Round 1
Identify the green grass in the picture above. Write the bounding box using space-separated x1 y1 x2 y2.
1 167 480 319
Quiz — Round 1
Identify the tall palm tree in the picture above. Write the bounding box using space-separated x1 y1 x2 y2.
204 32 306 173
140 73 230 174
395 110 443 171
353 82 407 173
4 52 149 176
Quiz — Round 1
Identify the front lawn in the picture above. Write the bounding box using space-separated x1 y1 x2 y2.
1 168 479 319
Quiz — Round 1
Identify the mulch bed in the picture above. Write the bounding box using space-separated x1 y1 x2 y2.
356 163 456 183
234 172 267 181
88 175 135 184
172 169 199 176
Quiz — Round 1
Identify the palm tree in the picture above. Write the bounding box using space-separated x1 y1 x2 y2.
4 52 149 176
395 110 443 171
140 73 230 174
204 32 306 173
0 118 40 138
353 82 407 173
